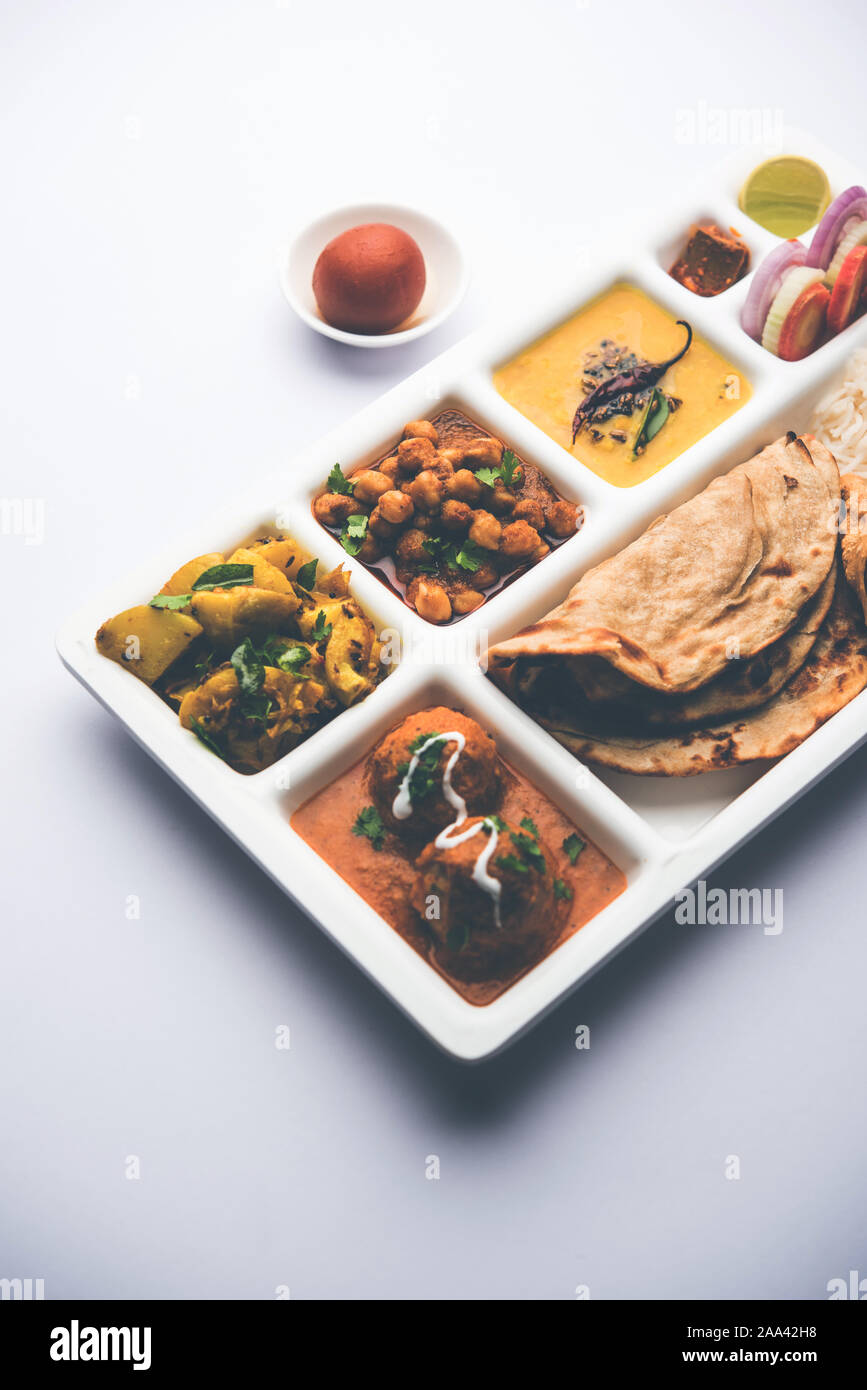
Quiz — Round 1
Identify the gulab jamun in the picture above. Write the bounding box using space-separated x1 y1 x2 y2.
312 223 426 334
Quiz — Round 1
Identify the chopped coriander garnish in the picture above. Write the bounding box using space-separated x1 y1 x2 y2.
340 513 368 557
419 532 484 574
562 833 585 865
554 877 573 901
486 814 507 832
327 463 354 496
401 734 447 803
408 732 437 753
509 828 546 872
258 635 287 666
310 610 332 644
450 540 483 573
422 533 449 558
495 816 546 874
496 853 528 875
352 805 386 851
274 643 312 677
500 448 520 487
295 558 318 590
472 448 520 491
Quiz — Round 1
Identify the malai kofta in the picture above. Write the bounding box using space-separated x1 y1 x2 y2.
290 706 626 1004
494 283 750 487
412 813 560 984
368 707 500 835
312 410 582 624
95 535 385 774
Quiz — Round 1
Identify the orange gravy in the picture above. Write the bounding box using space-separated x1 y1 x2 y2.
291 757 626 1006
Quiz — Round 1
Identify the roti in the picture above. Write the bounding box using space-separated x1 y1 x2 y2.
537 575 867 776
840 472 867 625
537 561 838 728
489 435 839 694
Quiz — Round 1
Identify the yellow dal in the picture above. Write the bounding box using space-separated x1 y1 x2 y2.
494 283 750 488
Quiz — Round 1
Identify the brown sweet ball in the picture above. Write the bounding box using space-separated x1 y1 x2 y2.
312 223 426 333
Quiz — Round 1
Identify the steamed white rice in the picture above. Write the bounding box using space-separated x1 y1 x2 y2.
809 348 867 478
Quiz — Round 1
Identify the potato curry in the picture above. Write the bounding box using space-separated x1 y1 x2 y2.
96 535 384 773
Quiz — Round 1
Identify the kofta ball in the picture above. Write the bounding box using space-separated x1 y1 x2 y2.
367 707 500 836
411 814 558 981
312 223 426 334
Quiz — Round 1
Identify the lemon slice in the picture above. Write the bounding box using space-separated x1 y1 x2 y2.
739 157 831 237
761 266 825 355
825 219 867 286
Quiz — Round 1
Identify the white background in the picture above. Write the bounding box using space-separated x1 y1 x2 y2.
2 0 866 1299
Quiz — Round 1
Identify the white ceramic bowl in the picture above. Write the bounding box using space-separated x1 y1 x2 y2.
280 201 468 347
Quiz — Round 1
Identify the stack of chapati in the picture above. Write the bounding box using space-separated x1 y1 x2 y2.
489 434 867 775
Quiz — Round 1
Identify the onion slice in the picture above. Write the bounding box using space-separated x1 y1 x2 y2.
761 266 825 356
741 240 807 341
825 219 867 286
806 185 867 270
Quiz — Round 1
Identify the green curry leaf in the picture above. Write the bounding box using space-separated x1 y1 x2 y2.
191 563 255 592
632 389 670 458
149 592 192 610
188 717 224 759
230 637 265 699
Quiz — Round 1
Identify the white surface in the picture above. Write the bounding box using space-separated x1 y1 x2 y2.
3 0 867 1298
281 200 467 345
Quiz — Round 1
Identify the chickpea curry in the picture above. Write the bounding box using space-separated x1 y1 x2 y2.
291 706 626 1004
95 535 385 773
312 411 582 624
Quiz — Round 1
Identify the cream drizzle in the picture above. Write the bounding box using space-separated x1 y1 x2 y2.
391 729 503 929
392 731 467 823
435 816 503 930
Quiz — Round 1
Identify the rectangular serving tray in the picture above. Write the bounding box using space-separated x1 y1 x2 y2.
58 131 867 1060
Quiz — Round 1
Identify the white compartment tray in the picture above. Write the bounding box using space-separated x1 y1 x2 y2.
58 132 867 1059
